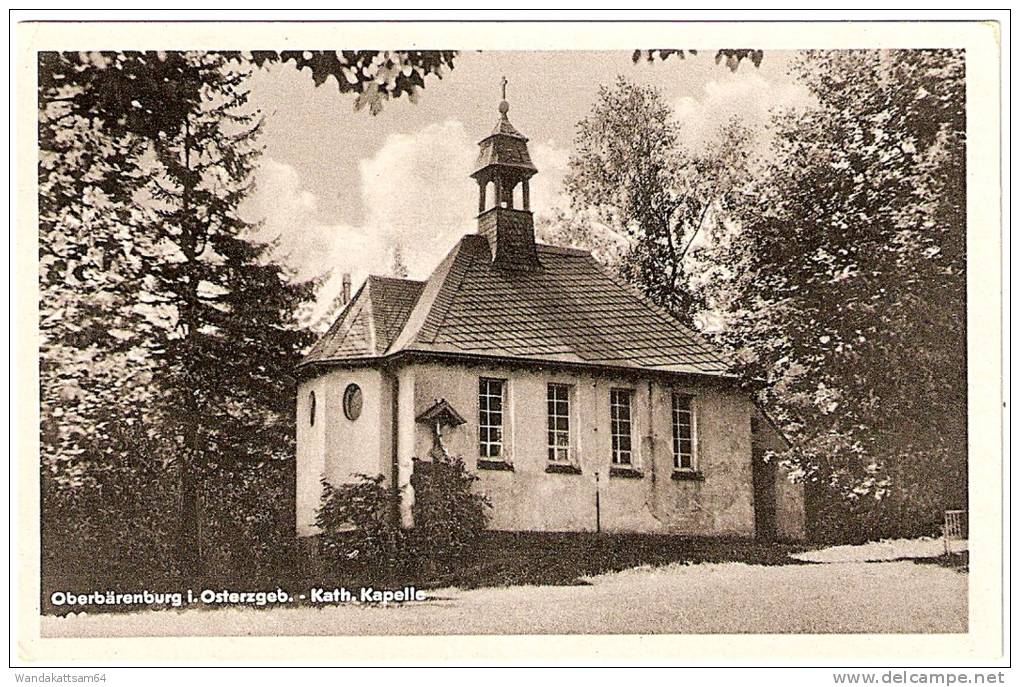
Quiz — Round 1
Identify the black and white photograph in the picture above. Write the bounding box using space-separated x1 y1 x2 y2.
11 13 1006 672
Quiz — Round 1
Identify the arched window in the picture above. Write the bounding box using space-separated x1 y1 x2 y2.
484 180 496 211
309 391 317 426
512 181 524 210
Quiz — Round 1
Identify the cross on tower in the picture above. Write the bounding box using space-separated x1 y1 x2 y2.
501 76 508 101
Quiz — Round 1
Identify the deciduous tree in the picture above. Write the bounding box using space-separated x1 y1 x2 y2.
559 77 754 324
698 50 966 540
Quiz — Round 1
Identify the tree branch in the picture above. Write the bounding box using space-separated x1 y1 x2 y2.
679 196 714 263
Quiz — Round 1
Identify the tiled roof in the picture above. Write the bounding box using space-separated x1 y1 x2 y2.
300 236 735 377
472 115 536 177
489 114 526 140
301 275 424 362
368 276 426 351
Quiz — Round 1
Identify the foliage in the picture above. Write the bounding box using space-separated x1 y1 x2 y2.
38 51 317 577
41 426 180 589
37 51 453 460
38 65 157 484
558 77 754 324
199 459 299 583
236 50 458 115
632 48 764 72
139 52 313 448
696 50 967 541
35 49 452 566
555 53 966 542
41 450 298 592
410 457 490 562
534 206 628 271
315 458 490 574
38 51 457 137
315 474 406 570
806 452 967 545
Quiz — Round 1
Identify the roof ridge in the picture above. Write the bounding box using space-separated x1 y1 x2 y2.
384 238 470 354
368 274 425 285
363 279 379 355
535 243 592 256
416 238 479 344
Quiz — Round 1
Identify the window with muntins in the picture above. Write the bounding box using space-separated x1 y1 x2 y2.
610 388 633 465
547 383 571 463
478 378 506 459
673 392 695 470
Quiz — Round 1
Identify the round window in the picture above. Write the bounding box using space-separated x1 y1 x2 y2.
343 383 363 421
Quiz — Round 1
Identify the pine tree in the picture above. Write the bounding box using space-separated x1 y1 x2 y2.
39 51 318 578
36 49 456 581
135 53 315 575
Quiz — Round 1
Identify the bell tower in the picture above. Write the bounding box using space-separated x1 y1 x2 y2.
470 78 541 271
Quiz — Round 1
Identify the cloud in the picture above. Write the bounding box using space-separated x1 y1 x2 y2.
244 159 388 283
672 70 813 154
357 119 477 278
245 121 571 319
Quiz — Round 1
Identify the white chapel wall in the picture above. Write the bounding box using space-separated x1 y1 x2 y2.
295 367 391 537
403 360 758 536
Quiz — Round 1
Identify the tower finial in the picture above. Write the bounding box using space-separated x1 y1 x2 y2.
498 76 509 115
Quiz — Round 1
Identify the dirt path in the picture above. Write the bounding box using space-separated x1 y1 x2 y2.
42 560 966 637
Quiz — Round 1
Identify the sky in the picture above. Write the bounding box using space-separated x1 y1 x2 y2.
239 50 812 312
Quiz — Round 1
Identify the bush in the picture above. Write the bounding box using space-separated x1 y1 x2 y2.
200 459 298 584
410 457 489 562
315 474 406 571
806 447 968 544
42 460 181 591
41 429 299 596
314 456 490 575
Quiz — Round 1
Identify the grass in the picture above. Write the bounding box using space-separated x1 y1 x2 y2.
299 531 811 594
436 531 809 589
41 534 968 634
